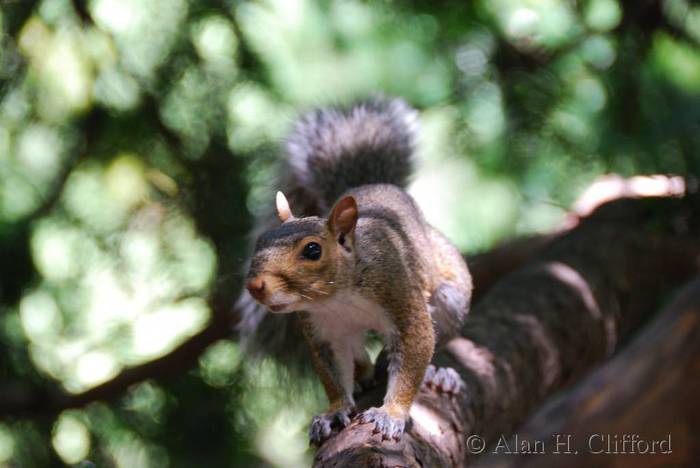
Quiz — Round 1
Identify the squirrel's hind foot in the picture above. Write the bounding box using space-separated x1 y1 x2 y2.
423 364 464 395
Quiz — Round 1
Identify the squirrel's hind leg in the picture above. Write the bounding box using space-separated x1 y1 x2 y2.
427 226 472 349
424 279 470 396
425 282 469 395
429 281 470 349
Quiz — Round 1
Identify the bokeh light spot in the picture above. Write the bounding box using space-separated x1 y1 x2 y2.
52 411 91 465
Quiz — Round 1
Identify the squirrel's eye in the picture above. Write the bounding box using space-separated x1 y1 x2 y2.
302 242 322 260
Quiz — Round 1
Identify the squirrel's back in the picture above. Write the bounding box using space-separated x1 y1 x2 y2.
237 96 421 373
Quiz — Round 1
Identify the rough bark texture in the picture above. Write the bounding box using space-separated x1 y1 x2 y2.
313 194 700 467
467 234 561 304
475 276 700 468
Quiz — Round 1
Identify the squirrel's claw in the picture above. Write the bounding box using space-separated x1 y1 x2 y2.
309 415 333 446
423 364 464 395
357 407 405 441
309 406 356 446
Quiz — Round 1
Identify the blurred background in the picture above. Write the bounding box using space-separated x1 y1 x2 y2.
0 0 698 466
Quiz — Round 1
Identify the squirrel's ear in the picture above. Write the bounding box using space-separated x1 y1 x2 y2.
276 191 294 222
329 196 358 237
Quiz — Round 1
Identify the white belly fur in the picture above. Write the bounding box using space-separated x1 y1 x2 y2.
304 289 395 342
303 290 394 399
304 290 395 399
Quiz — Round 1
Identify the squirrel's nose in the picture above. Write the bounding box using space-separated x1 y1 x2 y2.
246 277 266 301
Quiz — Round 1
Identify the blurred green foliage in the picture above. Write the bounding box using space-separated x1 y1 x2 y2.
0 0 698 466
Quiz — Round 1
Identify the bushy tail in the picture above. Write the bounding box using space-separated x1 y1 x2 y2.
237 97 419 377
286 96 419 210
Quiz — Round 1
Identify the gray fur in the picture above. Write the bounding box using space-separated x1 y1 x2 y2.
255 217 324 250
237 97 420 377
429 282 469 348
286 97 419 211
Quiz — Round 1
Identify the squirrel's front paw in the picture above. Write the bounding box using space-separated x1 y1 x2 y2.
309 406 356 446
423 364 464 395
357 406 405 441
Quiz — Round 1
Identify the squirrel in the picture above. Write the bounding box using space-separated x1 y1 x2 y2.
238 97 472 445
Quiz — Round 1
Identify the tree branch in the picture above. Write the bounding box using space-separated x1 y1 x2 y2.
0 309 234 417
313 193 700 466
476 274 700 467
467 233 560 303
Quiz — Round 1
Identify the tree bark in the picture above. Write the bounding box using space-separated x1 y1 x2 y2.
475 275 700 468
467 233 560 303
312 193 700 467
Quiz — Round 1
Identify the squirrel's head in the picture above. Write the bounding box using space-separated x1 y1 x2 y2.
245 191 358 313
